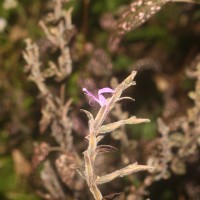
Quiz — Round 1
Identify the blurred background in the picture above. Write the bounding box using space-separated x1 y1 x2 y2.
0 0 200 199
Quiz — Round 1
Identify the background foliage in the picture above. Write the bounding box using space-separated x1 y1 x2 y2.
0 0 200 199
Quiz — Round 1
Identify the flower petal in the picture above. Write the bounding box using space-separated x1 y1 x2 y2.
83 87 114 107
83 88 98 101
98 94 107 106
83 88 102 106
98 87 115 95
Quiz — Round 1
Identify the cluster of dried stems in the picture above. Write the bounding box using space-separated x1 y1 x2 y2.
136 56 200 198
22 0 200 199
23 0 78 199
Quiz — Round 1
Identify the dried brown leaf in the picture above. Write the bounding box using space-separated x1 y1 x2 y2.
96 145 118 155
32 142 50 169
55 153 77 189
103 193 121 200
12 149 32 177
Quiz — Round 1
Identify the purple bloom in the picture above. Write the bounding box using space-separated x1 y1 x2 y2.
83 87 115 107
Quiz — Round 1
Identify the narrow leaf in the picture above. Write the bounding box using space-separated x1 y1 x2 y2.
97 163 154 185
96 145 118 155
81 109 94 132
98 116 150 134
117 97 135 103
103 193 121 200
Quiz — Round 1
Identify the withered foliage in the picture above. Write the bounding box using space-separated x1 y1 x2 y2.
32 142 50 169
19 0 200 200
23 0 80 199
107 0 200 51
139 58 200 199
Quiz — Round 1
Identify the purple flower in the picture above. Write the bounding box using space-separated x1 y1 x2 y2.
83 87 115 107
